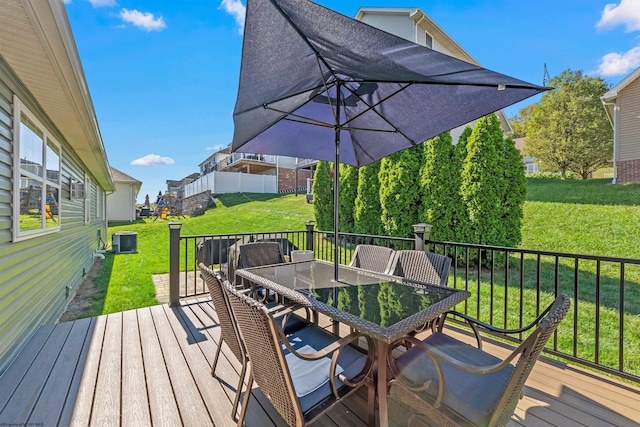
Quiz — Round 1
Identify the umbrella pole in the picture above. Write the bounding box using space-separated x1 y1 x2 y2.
333 82 341 283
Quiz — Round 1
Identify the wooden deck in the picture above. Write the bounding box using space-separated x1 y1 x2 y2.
0 297 639 426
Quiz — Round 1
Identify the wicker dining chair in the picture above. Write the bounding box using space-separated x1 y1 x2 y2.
223 282 376 427
388 294 571 427
240 241 286 268
199 263 309 421
348 244 395 273
386 250 451 287
199 263 248 421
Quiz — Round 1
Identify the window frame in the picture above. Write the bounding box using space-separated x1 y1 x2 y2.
12 97 62 241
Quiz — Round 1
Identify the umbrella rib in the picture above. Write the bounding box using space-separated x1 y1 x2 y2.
316 55 340 126
341 83 418 145
282 117 334 128
264 105 335 128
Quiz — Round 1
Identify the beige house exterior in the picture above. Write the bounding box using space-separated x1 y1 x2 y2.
601 66 640 183
355 7 513 142
107 167 141 222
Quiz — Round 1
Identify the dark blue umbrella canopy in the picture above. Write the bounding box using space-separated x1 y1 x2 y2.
232 0 547 166
231 0 547 282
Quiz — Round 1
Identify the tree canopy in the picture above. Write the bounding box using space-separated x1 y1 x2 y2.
525 69 612 179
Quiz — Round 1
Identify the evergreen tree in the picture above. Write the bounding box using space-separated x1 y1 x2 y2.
452 126 473 243
460 114 507 246
354 160 382 235
312 161 334 231
456 126 473 163
502 137 527 247
419 131 458 242
379 145 423 238
338 164 358 233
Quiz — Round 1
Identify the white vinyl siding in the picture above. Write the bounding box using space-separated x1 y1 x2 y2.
358 12 415 42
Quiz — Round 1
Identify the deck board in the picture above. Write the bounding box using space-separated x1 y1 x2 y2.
28 318 93 425
0 297 639 427
1 321 74 423
70 315 107 427
137 306 183 426
121 309 151 426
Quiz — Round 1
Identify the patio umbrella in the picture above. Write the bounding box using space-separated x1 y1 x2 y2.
231 0 547 281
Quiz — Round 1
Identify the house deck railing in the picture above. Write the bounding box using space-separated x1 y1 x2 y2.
168 222 640 383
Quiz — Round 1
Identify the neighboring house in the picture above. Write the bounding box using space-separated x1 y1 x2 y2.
185 145 312 197
166 172 199 198
200 146 230 175
355 7 513 143
0 0 114 374
601 66 640 184
513 137 539 174
107 167 141 222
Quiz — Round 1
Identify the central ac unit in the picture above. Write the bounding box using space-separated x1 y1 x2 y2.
112 231 138 254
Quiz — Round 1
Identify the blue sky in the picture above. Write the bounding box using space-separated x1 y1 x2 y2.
64 0 640 202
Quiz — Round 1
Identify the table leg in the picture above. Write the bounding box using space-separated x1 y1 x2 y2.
377 341 389 427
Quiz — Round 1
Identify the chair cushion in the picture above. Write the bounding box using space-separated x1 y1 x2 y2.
394 332 514 426
283 325 368 413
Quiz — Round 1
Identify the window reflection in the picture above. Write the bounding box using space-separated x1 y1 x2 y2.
46 142 60 184
20 116 43 177
19 175 43 232
45 185 59 228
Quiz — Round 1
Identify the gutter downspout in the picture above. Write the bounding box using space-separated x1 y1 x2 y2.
603 101 617 184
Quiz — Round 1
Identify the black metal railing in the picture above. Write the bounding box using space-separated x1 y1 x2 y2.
424 239 640 383
168 222 640 382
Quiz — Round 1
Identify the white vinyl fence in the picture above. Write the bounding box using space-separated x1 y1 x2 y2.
184 171 277 197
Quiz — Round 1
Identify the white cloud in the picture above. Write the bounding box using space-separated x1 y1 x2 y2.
119 9 166 31
206 144 226 151
220 0 246 34
597 0 640 32
596 46 640 76
89 0 117 7
63 0 72 4
130 154 175 166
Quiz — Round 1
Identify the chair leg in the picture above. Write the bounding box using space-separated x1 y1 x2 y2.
232 357 248 420
237 370 253 427
368 380 376 427
211 339 224 376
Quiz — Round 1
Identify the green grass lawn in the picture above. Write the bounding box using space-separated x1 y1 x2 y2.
95 179 640 317
89 193 314 316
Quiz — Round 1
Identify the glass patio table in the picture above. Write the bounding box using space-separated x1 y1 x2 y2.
235 259 470 427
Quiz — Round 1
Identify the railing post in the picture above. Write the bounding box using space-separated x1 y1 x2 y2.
305 220 315 251
168 222 183 306
413 223 432 252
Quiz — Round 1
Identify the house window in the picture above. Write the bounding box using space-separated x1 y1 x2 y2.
13 98 61 239
425 32 433 49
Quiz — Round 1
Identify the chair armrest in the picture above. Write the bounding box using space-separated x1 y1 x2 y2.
437 303 554 349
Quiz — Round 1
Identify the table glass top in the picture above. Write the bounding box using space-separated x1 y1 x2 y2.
242 260 458 328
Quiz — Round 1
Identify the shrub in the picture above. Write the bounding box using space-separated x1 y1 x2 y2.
460 114 507 246
338 164 358 233
354 160 382 235
312 161 334 231
502 137 527 247
420 131 460 242
379 145 423 238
